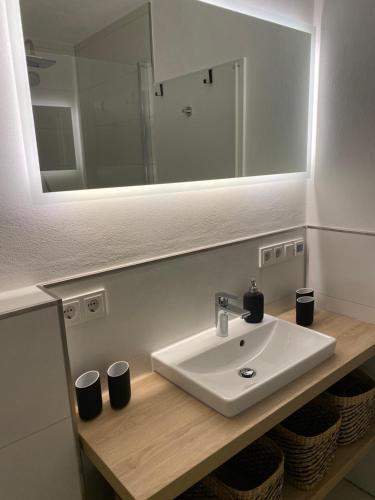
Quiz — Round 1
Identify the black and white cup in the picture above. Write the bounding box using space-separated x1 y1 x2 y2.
75 371 103 421
107 361 131 410
296 296 315 327
296 288 314 300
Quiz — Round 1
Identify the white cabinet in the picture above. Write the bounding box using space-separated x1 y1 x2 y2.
0 306 71 448
0 419 81 500
0 288 82 500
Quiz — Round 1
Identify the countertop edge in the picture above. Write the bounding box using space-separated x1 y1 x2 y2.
78 310 375 500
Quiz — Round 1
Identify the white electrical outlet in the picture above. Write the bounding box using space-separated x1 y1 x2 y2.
63 300 82 326
83 290 107 321
62 290 108 327
259 247 275 268
274 245 285 263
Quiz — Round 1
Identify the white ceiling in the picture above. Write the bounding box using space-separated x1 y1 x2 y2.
20 0 147 48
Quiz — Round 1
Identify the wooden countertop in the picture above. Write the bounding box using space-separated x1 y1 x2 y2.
78 310 375 500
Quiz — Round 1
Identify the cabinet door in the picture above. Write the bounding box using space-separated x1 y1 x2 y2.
0 418 82 500
0 305 71 449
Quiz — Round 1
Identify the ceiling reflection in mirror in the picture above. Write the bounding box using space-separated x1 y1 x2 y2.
19 0 312 192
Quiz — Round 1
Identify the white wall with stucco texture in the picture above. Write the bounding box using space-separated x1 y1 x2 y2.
307 1 375 493
0 0 314 293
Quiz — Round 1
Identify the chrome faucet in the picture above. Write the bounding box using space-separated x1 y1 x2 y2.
215 292 251 338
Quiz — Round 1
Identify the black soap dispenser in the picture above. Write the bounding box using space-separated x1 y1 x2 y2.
243 279 264 323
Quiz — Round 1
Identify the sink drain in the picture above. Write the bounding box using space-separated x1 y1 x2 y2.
239 368 256 379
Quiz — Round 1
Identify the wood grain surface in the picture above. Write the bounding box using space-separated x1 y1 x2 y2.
78 309 375 499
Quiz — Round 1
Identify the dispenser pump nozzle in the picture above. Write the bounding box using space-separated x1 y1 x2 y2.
250 279 258 292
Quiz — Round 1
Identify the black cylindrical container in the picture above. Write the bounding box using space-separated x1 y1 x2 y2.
296 288 314 300
296 296 315 327
107 361 131 410
75 371 102 421
243 279 264 323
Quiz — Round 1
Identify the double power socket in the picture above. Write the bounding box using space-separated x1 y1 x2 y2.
63 289 108 326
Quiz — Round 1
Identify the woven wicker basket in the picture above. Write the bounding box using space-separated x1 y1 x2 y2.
202 436 284 500
323 369 375 446
269 398 341 491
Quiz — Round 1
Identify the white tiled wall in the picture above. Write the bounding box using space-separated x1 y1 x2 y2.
50 227 306 381
308 228 375 323
76 58 146 188
307 227 375 496
308 0 375 490
30 51 85 191
75 5 151 188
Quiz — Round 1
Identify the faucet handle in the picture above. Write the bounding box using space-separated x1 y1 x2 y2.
215 292 239 304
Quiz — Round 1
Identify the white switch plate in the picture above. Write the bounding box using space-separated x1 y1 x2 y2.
284 243 295 259
295 240 305 256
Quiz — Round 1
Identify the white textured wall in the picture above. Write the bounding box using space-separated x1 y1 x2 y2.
307 0 375 494
0 0 313 293
307 0 375 318
308 0 375 230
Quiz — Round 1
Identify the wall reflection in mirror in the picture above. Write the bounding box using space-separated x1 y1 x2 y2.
19 0 312 192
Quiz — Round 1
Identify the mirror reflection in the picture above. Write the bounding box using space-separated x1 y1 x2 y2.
19 0 312 192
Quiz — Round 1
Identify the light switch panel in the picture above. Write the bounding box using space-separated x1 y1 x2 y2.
284 243 295 259
274 245 285 262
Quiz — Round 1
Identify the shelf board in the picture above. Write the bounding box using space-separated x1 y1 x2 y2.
283 425 375 500
78 309 375 500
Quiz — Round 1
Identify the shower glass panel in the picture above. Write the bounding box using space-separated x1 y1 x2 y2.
28 50 148 192
32 105 76 171
76 57 147 189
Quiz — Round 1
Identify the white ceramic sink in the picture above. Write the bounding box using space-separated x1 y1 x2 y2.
151 315 336 417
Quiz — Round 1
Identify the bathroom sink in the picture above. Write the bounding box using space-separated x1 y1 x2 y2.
151 315 336 417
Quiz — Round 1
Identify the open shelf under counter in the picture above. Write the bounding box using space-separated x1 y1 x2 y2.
284 424 375 500
77 309 375 500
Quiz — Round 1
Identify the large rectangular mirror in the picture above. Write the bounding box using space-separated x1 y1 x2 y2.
19 0 312 192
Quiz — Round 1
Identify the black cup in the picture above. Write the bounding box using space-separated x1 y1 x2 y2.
296 288 314 300
296 296 315 327
107 361 131 410
75 371 102 421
